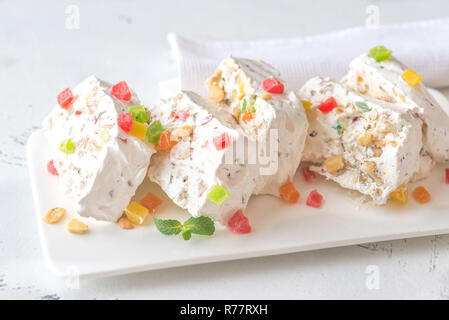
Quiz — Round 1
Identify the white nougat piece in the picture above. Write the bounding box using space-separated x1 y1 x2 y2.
147 91 259 223
342 53 449 163
43 75 155 222
205 56 308 195
299 77 423 204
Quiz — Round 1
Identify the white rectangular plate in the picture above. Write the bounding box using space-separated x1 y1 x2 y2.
28 89 449 278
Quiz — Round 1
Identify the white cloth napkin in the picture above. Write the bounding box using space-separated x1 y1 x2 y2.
164 17 449 98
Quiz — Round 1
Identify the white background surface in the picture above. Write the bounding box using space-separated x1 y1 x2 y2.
1 0 449 299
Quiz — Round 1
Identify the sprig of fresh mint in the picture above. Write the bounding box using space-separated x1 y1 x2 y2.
153 216 215 241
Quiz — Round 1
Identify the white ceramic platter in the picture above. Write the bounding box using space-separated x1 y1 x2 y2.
27 89 449 278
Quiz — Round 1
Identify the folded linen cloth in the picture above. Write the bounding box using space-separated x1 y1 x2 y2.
165 17 449 98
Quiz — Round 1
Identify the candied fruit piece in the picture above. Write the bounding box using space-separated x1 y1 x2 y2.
317 97 338 113
128 105 149 124
117 113 133 133
57 88 74 109
228 210 251 234
129 120 148 141
279 181 300 204
301 100 312 110
446 168 449 184
302 166 315 182
389 185 408 205
262 77 284 94
402 69 422 86
155 130 178 151
42 207 66 224
111 81 131 101
140 192 163 213
146 120 164 145
125 201 149 225
306 190 323 208
207 184 230 205
47 160 58 176
59 138 75 154
369 46 392 62
174 111 191 122
412 186 431 204
241 108 254 124
213 132 231 151
66 218 88 234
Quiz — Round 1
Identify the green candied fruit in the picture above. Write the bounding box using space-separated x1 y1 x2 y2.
369 46 392 62
59 138 75 154
332 121 344 135
207 184 230 205
128 105 149 124
241 98 247 114
146 120 164 145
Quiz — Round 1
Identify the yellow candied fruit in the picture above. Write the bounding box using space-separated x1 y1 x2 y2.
389 185 408 205
301 100 312 110
401 69 422 86
129 121 148 141
324 155 345 174
238 83 246 100
125 201 149 225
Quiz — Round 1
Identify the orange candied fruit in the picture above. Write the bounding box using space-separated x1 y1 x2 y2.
401 68 422 86
412 186 431 204
279 181 300 204
155 130 178 151
129 120 148 141
241 108 254 124
140 192 163 213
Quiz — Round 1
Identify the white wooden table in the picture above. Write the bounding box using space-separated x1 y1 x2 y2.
1 0 449 299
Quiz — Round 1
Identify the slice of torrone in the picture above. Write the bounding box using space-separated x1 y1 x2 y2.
147 91 260 223
205 56 308 196
342 52 449 166
298 77 423 204
43 75 155 222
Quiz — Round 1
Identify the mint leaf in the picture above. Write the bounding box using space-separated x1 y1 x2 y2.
355 101 371 112
153 218 182 235
154 216 215 240
183 216 215 236
182 230 192 240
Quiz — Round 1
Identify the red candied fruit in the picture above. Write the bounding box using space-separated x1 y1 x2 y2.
174 111 191 122
111 81 132 101
302 166 316 182
57 88 74 109
47 160 58 176
317 97 338 113
228 210 251 234
213 132 231 151
117 113 133 133
262 77 284 94
446 168 449 184
306 189 323 208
